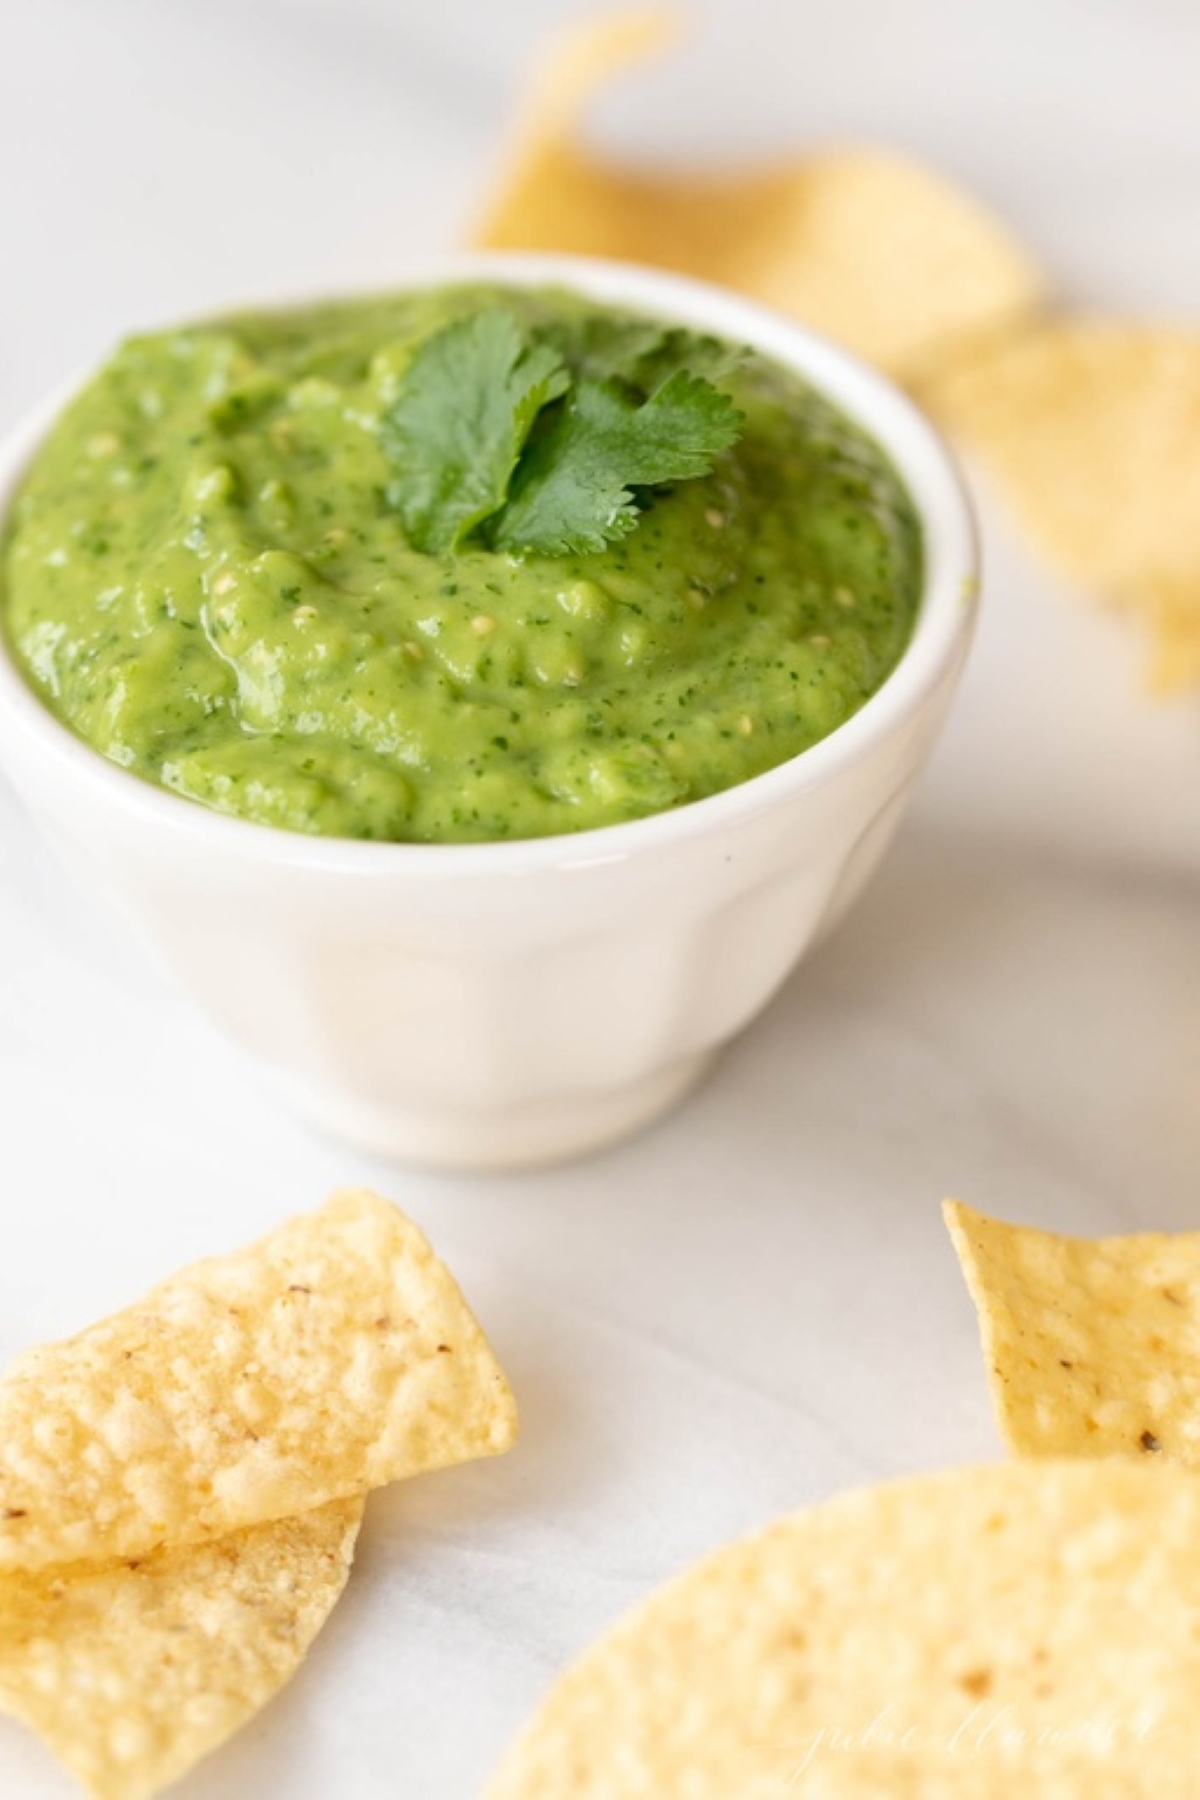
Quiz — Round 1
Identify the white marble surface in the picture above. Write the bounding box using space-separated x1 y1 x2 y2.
1 2 1199 1795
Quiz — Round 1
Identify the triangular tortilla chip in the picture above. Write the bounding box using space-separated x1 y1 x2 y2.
0 1190 517 1569
470 11 1042 380
927 321 1200 688
944 1198 1200 1463
0 1499 362 1800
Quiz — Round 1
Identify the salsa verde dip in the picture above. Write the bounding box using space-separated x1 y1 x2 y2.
0 285 921 843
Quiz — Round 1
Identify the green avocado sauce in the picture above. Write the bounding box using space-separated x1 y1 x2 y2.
0 286 921 842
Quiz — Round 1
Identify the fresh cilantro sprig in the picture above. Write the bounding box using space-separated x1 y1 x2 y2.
493 370 742 556
380 304 744 558
380 308 568 555
537 315 747 393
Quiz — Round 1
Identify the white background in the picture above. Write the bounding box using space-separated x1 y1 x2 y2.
1 2 1199 1795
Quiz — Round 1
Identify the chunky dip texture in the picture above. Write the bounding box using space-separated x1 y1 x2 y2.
0 286 921 842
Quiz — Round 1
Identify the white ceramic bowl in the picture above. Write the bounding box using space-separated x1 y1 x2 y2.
0 256 976 1170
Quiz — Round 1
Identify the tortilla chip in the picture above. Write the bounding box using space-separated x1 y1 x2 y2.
0 1499 362 1800
790 1751 1197 1799
471 11 1042 381
944 1199 1200 1464
927 320 1200 688
1137 573 1200 692
0 1190 517 1569
486 1459 1200 1797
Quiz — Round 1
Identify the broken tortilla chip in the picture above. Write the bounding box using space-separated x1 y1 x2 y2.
944 1199 1200 1464
486 1459 1200 1797
0 1499 363 1800
471 10 1042 381
0 1189 517 1570
926 320 1200 688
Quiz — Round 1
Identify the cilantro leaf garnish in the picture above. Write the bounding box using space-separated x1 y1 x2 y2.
532 315 671 385
379 302 745 559
381 307 568 555
534 317 745 392
493 371 744 556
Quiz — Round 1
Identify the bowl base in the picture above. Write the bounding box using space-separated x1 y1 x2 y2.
269 1047 720 1172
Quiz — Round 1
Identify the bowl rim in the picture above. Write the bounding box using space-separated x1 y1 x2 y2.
0 251 978 878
